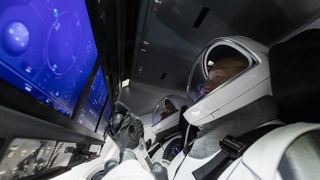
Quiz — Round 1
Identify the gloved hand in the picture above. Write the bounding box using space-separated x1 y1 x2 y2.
106 102 144 149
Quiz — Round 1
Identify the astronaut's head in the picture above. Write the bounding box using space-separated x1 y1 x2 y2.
185 36 271 126
200 56 249 95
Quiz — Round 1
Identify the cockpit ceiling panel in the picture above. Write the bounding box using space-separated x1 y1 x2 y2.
132 0 320 91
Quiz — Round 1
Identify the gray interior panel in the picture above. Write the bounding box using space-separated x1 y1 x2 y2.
131 0 320 91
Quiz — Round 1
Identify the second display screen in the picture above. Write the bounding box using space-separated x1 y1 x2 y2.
77 66 108 131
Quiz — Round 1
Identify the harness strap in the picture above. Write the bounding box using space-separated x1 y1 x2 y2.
192 124 283 180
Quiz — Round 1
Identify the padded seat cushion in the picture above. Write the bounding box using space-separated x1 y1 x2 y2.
269 29 320 123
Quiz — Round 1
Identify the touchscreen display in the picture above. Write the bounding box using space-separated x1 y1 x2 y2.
0 0 98 117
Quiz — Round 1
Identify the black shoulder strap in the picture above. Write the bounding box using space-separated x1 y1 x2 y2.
192 124 283 180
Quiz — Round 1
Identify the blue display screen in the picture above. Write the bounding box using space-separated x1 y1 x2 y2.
0 0 98 117
77 67 108 131
97 101 112 136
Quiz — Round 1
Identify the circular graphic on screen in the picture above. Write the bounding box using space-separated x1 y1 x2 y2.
2 21 30 56
45 12 82 76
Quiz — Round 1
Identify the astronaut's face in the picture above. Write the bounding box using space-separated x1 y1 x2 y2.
200 57 248 95
160 101 176 120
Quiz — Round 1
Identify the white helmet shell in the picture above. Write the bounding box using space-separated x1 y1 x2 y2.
184 36 271 126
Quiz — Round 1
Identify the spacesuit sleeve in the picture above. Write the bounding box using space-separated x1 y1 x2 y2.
102 159 155 180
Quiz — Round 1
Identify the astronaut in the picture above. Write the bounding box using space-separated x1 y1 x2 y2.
100 35 279 180
218 29 320 180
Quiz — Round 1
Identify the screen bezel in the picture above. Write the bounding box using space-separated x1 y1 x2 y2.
95 98 113 136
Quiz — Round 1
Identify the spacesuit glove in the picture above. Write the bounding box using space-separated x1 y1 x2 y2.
106 105 144 149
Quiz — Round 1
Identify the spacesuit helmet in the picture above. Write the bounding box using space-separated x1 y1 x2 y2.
185 36 271 126
152 95 192 134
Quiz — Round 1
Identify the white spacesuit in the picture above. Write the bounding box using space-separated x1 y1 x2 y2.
101 30 320 180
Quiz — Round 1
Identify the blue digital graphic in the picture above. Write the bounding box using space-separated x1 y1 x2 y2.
97 101 112 136
77 67 108 131
0 0 98 117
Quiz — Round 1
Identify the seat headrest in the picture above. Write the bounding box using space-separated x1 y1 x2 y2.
269 29 320 123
